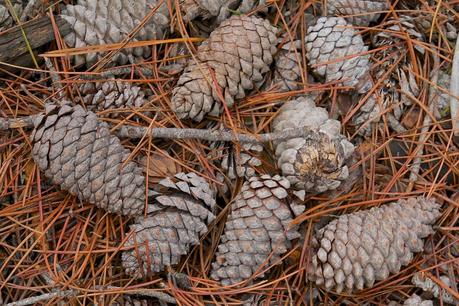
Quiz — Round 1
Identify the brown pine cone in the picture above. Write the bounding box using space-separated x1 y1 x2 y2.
171 15 278 121
326 0 389 27
61 0 170 66
30 103 145 216
272 96 355 193
306 17 371 93
78 79 147 116
122 172 216 277
308 197 442 293
210 175 305 285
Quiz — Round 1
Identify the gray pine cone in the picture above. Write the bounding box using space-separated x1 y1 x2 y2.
78 80 147 115
403 294 433 306
211 141 263 180
412 272 456 304
30 103 145 216
326 0 389 27
114 296 156 306
0 0 43 31
0 1 21 32
181 0 267 23
210 174 305 285
269 40 303 92
61 0 170 66
171 15 278 121
308 197 442 293
122 172 216 277
272 96 355 192
306 17 371 93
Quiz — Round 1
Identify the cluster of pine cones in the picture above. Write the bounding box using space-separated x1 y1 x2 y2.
1 0 458 305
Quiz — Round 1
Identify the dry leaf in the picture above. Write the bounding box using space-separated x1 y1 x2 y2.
139 152 182 185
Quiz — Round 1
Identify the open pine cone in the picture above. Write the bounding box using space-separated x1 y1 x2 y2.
210 174 304 285
326 0 389 27
272 96 355 193
61 0 170 66
308 197 442 293
171 15 278 121
122 172 216 277
306 16 371 93
30 103 145 216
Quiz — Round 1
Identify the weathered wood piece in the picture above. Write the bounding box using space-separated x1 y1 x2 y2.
0 15 70 72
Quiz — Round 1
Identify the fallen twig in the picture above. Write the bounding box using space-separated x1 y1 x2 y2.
0 115 316 143
450 35 459 136
3 286 177 306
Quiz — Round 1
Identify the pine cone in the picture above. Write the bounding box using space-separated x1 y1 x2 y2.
412 272 455 304
306 17 371 93
388 294 433 306
180 0 239 22
30 104 145 216
78 80 147 116
211 141 263 180
326 0 389 27
210 175 305 285
61 0 170 66
308 197 442 293
269 40 303 92
433 70 451 120
171 15 278 121
0 0 43 32
122 172 216 277
272 96 355 192
0 2 21 31
114 296 160 306
403 294 433 306
181 0 267 23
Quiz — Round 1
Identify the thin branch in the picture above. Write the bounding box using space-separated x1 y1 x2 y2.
0 115 316 143
115 125 317 142
4 289 78 306
3 286 177 306
450 34 459 136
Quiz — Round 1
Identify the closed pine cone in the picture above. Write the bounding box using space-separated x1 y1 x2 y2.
269 40 303 92
171 15 278 121
306 17 371 93
210 175 305 285
272 96 355 193
30 103 145 216
78 80 147 116
326 0 389 27
308 197 442 293
61 0 170 66
122 172 216 277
